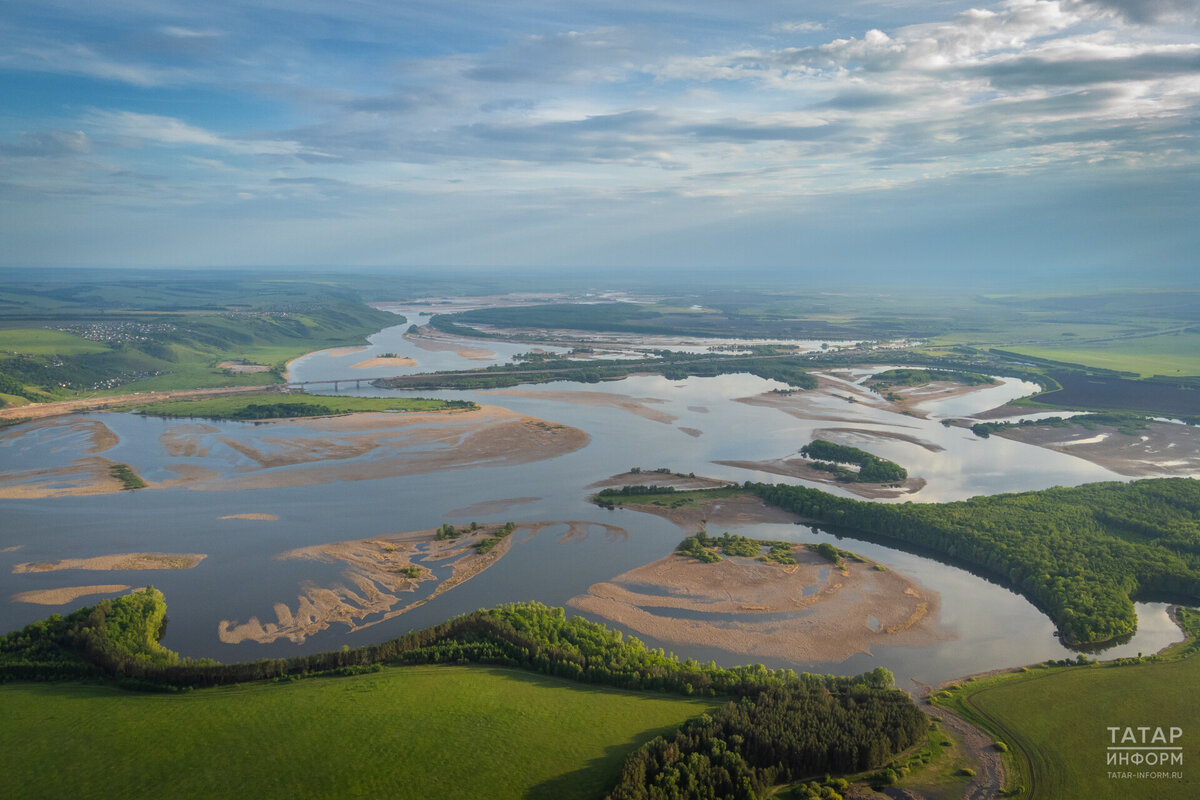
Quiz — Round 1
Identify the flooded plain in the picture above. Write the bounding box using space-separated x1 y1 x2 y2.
0 308 1191 686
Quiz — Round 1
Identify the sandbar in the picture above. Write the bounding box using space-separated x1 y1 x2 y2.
404 330 496 360
219 513 279 521
813 426 944 453
0 455 128 499
484 388 676 425
13 553 206 573
218 523 525 645
351 356 417 369
587 471 733 492
12 584 132 605
446 497 540 517
569 549 950 665
993 421 1200 477
607 486 799 532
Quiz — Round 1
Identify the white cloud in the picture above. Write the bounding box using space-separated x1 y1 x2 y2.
84 111 324 158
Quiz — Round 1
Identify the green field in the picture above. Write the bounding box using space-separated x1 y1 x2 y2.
0 329 112 355
127 392 476 419
0 665 715 800
1000 332 1200 377
936 610 1200 799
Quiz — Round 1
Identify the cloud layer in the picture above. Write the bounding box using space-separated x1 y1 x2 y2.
1 0 1197 276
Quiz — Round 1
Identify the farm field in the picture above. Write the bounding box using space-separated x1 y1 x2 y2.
1001 332 1200 378
938 613 1200 799
0 665 715 800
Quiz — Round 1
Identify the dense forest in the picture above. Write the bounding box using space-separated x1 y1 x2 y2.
750 478 1200 645
799 440 908 483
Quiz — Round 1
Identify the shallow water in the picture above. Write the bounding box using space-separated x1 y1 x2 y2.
0 319 1185 685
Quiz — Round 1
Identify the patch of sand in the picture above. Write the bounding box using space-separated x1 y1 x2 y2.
569 549 950 664
218 513 279 521
713 459 926 498
446 497 540 517
13 553 206 573
1 545 22 553
0 455 128 499
404 331 496 360
0 385 279 422
12 584 132 605
995 421 1200 477
351 356 418 369
520 520 630 544
484 388 676 425
160 424 218 457
678 427 703 438
218 523 526 645
813 426 945 453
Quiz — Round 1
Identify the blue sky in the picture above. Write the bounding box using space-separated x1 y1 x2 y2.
2 0 1198 282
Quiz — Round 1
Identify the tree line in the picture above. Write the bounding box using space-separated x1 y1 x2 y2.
749 478 1200 646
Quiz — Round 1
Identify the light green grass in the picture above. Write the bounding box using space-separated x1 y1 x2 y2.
937 615 1200 800
0 329 111 355
998 332 1200 377
0 665 715 800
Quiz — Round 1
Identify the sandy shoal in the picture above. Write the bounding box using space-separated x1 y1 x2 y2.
484 388 676 425
0 455 129 500
0 385 278 422
12 584 132 605
613 489 800 533
13 553 206 573
350 356 418 369
446 497 540 516
218 522 530 645
219 513 279 521
812 425 944 453
995 421 1200 477
886 380 999 413
569 549 950 664
404 330 496 360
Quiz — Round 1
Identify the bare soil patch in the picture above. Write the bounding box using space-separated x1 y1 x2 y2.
485 388 676 424
569 549 949 665
13 553 206 573
218 361 272 374
12 584 132 605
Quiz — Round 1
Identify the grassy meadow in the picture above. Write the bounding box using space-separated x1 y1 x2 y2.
936 610 1200 799
0 665 715 800
999 332 1200 377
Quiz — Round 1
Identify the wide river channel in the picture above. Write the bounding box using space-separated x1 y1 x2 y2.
0 307 1185 687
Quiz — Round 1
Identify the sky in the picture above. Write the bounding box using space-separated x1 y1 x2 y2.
1 0 1198 283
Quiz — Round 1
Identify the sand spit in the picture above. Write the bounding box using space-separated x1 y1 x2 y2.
713 458 926 498
13 553 206 573
813 426 945 453
13 585 132 605
520 520 630 544
446 497 541 517
1 545 22 553
351 356 417 369
995 421 1200 478
218 523 526 645
0 455 128 499
587 471 733 492
218 513 279 521
404 330 496 360
484 388 676 425
569 549 949 665
885 380 998 415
